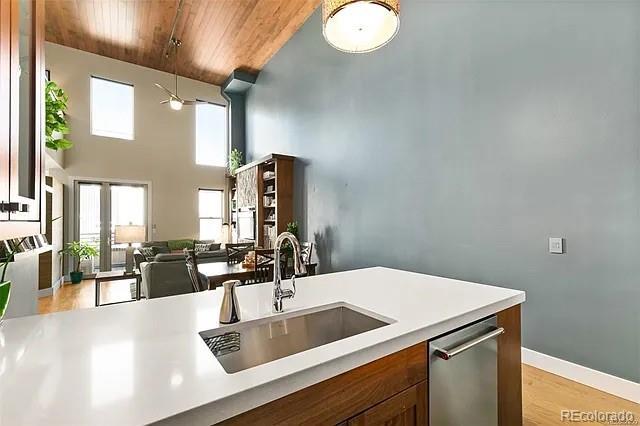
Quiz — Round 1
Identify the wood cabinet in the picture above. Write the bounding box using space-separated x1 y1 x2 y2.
0 0 45 239
218 305 522 426
219 343 427 426
232 153 295 247
347 381 427 426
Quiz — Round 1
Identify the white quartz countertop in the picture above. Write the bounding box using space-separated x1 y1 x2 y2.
0 267 525 425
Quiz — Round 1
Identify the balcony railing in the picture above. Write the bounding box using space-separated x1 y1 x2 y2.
78 232 129 272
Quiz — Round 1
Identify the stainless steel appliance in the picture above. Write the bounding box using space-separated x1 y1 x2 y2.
428 316 504 425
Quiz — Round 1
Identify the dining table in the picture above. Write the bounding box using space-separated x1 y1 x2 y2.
198 261 317 289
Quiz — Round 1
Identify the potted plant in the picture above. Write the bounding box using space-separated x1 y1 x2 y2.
60 241 98 284
0 238 27 325
228 148 244 174
282 221 299 265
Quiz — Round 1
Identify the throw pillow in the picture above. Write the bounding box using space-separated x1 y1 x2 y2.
140 247 156 259
194 243 211 253
194 240 221 251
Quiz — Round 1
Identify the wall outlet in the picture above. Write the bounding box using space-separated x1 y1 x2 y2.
549 237 564 254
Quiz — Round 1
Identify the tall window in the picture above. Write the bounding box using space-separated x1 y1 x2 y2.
198 189 223 240
90 76 134 140
195 102 226 166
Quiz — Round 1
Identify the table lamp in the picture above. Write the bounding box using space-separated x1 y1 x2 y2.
114 224 146 273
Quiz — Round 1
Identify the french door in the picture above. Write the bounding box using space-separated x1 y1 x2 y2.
74 180 148 276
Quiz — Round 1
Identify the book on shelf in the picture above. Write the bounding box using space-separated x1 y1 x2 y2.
263 225 276 249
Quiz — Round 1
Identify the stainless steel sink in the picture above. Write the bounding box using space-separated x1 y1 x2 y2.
199 304 392 373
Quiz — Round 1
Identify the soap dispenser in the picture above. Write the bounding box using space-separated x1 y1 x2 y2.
219 280 241 324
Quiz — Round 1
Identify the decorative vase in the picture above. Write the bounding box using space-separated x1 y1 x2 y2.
70 271 83 284
0 281 10 325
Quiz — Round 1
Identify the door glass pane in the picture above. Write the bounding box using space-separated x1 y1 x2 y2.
110 185 145 271
78 184 101 273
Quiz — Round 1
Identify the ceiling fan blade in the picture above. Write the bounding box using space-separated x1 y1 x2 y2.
181 99 206 105
155 83 176 98
160 99 170 104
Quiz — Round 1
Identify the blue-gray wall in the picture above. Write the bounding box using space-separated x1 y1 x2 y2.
246 1 640 382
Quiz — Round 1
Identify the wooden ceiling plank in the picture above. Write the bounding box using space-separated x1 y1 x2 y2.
191 0 234 81
258 0 319 69
45 0 321 86
134 0 147 65
76 0 92 53
204 0 259 84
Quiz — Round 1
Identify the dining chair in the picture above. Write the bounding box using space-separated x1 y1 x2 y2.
184 249 209 292
282 242 313 279
226 242 255 264
300 242 314 265
245 248 275 285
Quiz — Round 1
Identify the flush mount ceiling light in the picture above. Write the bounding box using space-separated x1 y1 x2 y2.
322 0 399 53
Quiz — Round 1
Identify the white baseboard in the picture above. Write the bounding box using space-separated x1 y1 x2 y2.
37 277 63 298
522 348 640 403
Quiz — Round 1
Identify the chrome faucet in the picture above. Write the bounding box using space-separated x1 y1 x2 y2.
272 232 307 313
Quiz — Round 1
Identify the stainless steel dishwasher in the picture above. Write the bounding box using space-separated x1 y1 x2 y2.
428 316 504 426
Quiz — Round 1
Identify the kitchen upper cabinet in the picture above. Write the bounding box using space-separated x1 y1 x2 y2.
0 0 44 239
0 0 11 222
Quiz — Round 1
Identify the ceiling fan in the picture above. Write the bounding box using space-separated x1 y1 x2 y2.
155 37 204 111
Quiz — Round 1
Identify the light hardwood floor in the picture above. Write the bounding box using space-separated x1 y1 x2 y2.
39 278 136 313
523 364 638 426
39 286 639 425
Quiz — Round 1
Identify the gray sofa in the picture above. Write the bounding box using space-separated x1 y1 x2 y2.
134 240 227 299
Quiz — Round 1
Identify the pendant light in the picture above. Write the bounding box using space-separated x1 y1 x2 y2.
322 0 399 53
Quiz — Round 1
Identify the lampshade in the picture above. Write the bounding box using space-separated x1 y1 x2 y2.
322 0 399 53
114 225 146 244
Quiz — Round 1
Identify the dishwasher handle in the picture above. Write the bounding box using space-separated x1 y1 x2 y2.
433 327 504 360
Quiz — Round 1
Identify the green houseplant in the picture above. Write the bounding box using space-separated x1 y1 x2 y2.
45 80 73 151
0 238 27 325
281 221 299 259
229 148 244 174
60 241 98 284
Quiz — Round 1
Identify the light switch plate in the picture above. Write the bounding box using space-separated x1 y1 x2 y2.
549 237 564 254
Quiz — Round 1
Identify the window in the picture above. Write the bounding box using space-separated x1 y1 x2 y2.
196 102 226 166
90 76 134 140
198 189 223 240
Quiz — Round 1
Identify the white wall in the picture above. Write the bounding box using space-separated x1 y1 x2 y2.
45 42 227 240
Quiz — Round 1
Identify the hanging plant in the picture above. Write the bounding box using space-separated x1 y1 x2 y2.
45 80 73 151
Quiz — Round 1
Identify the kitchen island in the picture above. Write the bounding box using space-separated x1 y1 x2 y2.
0 267 525 425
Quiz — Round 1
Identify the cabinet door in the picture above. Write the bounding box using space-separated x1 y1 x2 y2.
348 381 427 426
0 0 10 221
8 0 43 222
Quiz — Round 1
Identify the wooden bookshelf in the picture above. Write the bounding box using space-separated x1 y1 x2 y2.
233 153 294 248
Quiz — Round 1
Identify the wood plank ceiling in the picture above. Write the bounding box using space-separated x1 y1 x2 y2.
45 0 320 86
